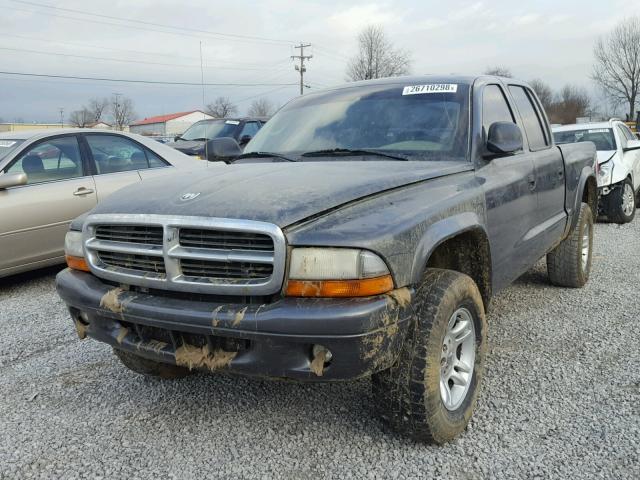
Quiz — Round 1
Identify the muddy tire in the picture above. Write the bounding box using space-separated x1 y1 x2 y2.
113 348 192 379
547 202 593 288
606 178 635 223
371 269 487 444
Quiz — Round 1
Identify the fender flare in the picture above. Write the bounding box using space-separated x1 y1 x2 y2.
569 168 597 233
409 211 490 285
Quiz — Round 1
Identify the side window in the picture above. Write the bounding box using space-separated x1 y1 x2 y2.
145 148 168 168
85 135 149 173
509 86 549 150
6 136 83 184
616 125 629 148
482 85 515 136
239 122 260 139
621 124 636 141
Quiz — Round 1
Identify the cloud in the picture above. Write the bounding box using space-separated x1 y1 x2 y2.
328 4 401 34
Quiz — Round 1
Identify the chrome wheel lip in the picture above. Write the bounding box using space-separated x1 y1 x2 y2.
440 307 476 411
622 183 635 216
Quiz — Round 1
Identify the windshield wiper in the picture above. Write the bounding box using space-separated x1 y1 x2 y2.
234 151 298 162
300 148 409 161
186 137 209 142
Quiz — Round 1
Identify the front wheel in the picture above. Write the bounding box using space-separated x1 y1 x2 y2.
372 269 487 444
113 348 192 379
606 178 635 223
547 202 593 288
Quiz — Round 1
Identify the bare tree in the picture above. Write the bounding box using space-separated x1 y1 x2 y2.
206 96 238 118
109 95 135 131
69 108 93 128
547 85 591 124
592 17 640 120
484 66 512 78
529 79 554 111
248 98 274 117
346 25 411 81
88 97 110 122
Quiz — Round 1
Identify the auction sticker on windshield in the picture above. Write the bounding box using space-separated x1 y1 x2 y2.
225 120 240 125
402 84 458 95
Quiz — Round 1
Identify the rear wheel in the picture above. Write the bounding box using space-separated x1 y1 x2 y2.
372 269 487 444
113 348 192 379
606 178 635 223
547 202 593 288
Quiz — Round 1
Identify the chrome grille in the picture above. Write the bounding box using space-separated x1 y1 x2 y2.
180 259 273 279
95 225 163 245
179 228 273 251
96 251 166 276
83 214 286 295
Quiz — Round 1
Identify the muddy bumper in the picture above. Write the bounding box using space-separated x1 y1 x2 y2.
56 269 413 381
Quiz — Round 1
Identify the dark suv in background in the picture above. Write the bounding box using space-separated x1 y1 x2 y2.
168 117 268 159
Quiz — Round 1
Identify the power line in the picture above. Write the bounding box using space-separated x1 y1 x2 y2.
0 45 286 71
0 71 298 87
0 32 290 67
10 0 296 45
291 43 312 95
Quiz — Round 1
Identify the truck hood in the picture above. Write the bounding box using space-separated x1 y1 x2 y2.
92 161 472 227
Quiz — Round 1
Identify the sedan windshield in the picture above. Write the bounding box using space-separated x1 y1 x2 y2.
245 83 470 161
553 128 616 151
179 120 238 141
0 139 25 161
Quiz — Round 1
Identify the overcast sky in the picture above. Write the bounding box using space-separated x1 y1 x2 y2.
1 0 639 123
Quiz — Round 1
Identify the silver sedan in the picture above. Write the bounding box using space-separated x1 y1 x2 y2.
0 129 210 278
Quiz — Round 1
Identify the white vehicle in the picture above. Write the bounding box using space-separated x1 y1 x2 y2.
553 120 640 223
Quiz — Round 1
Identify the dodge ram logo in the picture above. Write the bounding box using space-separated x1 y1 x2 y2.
180 192 200 201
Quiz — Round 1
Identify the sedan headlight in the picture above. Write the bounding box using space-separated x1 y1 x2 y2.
285 248 393 297
598 161 613 187
64 230 90 272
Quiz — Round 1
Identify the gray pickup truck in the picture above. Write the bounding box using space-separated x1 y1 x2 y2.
56 75 597 443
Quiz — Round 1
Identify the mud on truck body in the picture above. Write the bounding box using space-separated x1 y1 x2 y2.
57 75 597 443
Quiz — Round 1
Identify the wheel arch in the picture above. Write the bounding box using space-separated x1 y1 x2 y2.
410 214 492 308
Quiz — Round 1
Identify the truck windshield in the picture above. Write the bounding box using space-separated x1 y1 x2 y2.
179 120 238 141
553 128 616 151
0 139 24 160
245 83 470 161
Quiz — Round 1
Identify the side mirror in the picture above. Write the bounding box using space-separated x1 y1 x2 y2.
205 137 242 162
174 135 181 142
239 134 252 145
623 139 640 152
485 121 523 157
0 172 27 189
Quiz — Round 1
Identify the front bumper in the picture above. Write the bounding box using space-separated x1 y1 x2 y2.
56 269 413 381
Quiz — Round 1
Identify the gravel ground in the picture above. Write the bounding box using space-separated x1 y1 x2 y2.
1 220 639 479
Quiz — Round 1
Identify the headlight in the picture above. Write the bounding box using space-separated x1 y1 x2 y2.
64 230 90 272
598 161 613 185
286 248 393 297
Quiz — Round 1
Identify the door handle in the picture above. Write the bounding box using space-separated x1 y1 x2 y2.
73 187 94 196
527 174 536 191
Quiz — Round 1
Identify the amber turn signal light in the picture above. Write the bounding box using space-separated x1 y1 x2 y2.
285 275 394 298
66 255 90 272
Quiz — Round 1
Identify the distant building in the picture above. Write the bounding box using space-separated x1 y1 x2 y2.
87 121 111 129
129 110 212 136
0 123 68 132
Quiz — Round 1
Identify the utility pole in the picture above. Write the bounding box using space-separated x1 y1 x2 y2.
59 108 64 127
291 43 312 95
